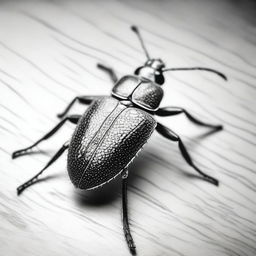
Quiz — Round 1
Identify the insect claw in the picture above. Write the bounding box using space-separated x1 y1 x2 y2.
12 150 23 159
213 179 219 186
206 176 219 186
215 125 223 131
131 25 138 32
17 186 24 196
127 236 136 254
129 245 136 255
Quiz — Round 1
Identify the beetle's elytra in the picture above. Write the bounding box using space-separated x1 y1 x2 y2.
68 96 156 190
12 25 227 255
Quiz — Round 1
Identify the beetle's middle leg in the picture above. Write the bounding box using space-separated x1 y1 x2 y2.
17 141 69 195
12 115 81 159
97 63 118 84
121 169 136 255
156 122 219 186
156 107 222 131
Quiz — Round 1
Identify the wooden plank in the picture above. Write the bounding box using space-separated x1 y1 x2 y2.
0 1 255 255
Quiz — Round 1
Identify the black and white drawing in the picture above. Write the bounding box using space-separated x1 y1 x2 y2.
0 1 255 256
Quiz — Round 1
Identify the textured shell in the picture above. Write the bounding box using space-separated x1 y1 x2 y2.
67 97 156 190
112 75 163 111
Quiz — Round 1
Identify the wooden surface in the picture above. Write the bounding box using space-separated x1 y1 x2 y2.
0 1 256 255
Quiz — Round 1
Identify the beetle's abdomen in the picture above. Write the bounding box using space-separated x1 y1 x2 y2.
67 97 156 190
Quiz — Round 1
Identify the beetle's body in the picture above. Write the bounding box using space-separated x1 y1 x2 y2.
68 94 156 190
12 25 227 255
68 75 163 190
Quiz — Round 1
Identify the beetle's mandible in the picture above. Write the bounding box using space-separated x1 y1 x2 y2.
12 25 227 255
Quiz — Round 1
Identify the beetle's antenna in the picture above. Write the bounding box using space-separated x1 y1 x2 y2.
163 67 227 81
131 25 150 60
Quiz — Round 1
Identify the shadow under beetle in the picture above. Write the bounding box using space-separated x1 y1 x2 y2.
12 26 227 255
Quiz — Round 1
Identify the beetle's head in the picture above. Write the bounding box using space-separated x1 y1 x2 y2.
134 58 165 85
131 25 227 85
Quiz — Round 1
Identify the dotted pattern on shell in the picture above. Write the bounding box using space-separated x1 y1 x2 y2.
132 81 163 110
67 97 119 186
112 75 140 98
112 75 163 111
67 96 156 189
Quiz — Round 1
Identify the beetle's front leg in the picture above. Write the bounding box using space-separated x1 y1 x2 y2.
156 107 222 131
12 115 81 159
57 96 104 118
156 122 219 186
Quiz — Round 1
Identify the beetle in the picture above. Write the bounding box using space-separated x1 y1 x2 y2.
12 25 227 255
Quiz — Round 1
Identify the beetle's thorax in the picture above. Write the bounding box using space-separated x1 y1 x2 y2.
134 58 165 85
111 74 164 112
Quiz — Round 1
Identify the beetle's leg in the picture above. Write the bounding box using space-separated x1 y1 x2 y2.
12 115 81 159
17 141 69 195
156 107 222 131
97 63 118 84
57 96 102 118
156 122 219 186
121 169 136 255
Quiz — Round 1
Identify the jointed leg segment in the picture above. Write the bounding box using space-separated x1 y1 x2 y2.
57 96 101 118
156 107 222 131
121 170 136 255
17 142 69 195
97 63 118 84
12 115 81 159
57 63 118 118
156 122 219 186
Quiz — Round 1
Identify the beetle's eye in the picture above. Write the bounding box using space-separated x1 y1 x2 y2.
155 74 165 85
134 67 141 75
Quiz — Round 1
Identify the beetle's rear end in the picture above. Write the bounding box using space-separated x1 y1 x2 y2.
67 97 156 190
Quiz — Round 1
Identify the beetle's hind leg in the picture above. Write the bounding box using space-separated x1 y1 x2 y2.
156 107 222 131
12 115 81 159
17 141 69 195
97 63 118 84
156 122 219 186
121 169 136 255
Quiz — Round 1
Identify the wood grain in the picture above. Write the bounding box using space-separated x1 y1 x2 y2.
0 1 255 255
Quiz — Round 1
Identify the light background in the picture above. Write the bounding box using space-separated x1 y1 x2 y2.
0 0 255 255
